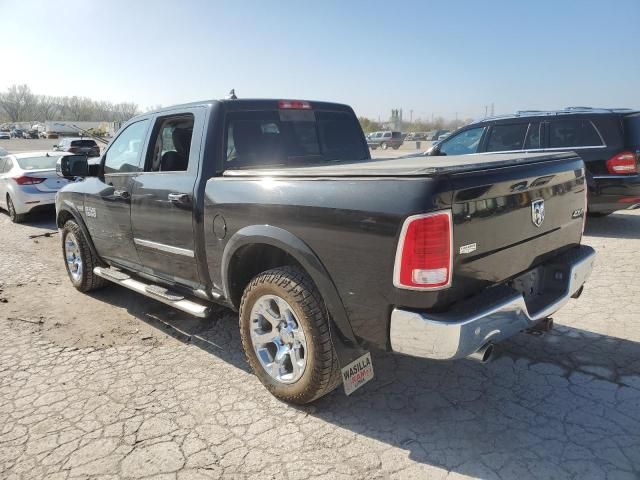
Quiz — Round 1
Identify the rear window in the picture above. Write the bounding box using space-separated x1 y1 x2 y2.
70 140 97 147
225 110 368 168
624 114 640 146
548 119 603 148
485 123 528 152
16 154 63 170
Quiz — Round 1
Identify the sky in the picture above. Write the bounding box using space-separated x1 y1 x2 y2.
1 0 639 122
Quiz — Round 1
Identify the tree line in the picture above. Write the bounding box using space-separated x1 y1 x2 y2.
0 84 140 124
358 116 471 134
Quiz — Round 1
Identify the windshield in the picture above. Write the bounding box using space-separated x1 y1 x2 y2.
17 154 64 170
225 109 369 168
624 114 640 147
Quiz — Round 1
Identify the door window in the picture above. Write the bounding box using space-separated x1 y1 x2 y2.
548 119 603 148
524 123 541 149
146 115 194 172
103 120 149 174
485 123 528 152
439 127 485 155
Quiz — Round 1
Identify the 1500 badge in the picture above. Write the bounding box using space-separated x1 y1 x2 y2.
85 206 97 218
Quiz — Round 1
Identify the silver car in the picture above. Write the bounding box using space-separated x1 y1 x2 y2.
0 151 72 223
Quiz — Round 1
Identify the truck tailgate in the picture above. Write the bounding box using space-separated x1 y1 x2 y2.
448 155 586 298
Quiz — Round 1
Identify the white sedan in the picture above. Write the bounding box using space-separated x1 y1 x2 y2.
0 151 72 223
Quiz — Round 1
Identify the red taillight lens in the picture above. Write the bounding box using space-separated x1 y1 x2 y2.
13 176 46 185
278 100 312 110
394 211 452 290
606 151 637 174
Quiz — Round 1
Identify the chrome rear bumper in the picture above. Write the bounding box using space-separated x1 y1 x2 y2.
390 245 596 360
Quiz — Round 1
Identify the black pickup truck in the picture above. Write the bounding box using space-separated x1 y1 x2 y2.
55 98 595 404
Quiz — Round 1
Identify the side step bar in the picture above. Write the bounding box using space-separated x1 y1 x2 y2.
93 267 211 318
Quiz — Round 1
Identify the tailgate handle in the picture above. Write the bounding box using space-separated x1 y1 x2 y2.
168 193 190 204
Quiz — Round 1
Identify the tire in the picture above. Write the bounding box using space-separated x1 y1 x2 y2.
239 266 340 404
6 195 25 223
61 220 107 292
392 146 400 150
380 142 388 150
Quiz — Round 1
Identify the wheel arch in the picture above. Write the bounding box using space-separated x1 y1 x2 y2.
56 205 101 261
222 225 365 366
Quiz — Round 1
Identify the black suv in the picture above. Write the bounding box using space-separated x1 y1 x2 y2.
426 107 640 215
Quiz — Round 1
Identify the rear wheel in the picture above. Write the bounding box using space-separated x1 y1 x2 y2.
6 195 25 223
61 220 107 292
239 266 340 404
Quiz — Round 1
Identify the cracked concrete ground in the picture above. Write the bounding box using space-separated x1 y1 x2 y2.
1 209 639 480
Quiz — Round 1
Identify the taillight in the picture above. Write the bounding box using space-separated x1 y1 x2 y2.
278 100 312 110
606 151 637 174
13 176 46 185
393 211 453 290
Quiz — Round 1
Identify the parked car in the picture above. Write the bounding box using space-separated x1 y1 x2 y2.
53 137 100 157
55 98 594 404
0 131 11 140
429 129 450 141
406 132 427 141
0 147 8 157
367 131 404 150
26 130 39 139
426 107 640 216
10 129 24 139
438 132 451 141
0 151 72 222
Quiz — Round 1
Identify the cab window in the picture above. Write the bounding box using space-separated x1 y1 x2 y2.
103 120 149 174
439 127 485 156
146 114 194 172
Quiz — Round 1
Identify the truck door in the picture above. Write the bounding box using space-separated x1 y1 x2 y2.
84 118 150 268
129 109 204 288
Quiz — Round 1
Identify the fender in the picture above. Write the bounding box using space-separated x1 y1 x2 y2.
56 199 102 262
222 225 367 367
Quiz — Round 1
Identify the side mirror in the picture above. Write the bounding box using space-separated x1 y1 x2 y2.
57 154 89 178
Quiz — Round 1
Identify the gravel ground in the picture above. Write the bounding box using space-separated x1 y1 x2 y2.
0 205 639 479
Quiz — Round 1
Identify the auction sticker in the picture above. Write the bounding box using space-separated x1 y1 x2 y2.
341 352 374 395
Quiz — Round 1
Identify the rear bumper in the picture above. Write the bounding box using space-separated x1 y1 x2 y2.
11 188 57 214
389 245 596 360
590 174 640 213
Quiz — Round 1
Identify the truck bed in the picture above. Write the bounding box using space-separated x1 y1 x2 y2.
223 152 578 177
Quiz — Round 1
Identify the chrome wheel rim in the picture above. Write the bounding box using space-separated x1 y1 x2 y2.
249 294 307 384
64 233 83 281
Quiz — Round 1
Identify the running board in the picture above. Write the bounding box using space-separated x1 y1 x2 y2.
93 267 211 318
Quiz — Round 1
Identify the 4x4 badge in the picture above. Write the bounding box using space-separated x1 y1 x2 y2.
531 199 545 227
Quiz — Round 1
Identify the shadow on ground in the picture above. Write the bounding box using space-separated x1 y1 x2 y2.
585 211 640 239
88 285 640 478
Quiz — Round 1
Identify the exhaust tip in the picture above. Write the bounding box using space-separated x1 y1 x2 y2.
468 343 494 363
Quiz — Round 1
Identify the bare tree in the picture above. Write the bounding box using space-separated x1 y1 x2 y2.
34 96 61 121
0 84 38 122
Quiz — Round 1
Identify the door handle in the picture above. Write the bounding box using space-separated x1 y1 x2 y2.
113 189 130 200
168 193 190 204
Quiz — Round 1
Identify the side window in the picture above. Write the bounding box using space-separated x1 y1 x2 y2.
548 119 603 148
0 158 6 173
146 114 194 172
485 123 528 152
383 132 391 138
103 120 149 174
3 158 13 172
439 127 485 156
524 123 541 149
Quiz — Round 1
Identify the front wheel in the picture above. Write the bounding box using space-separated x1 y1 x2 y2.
239 266 340 404
380 142 388 150
61 220 107 292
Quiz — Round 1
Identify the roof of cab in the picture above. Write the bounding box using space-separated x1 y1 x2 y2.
143 98 354 116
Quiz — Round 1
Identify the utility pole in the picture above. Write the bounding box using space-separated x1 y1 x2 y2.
484 105 488 117
455 112 458 123
410 109 413 123
491 103 494 116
